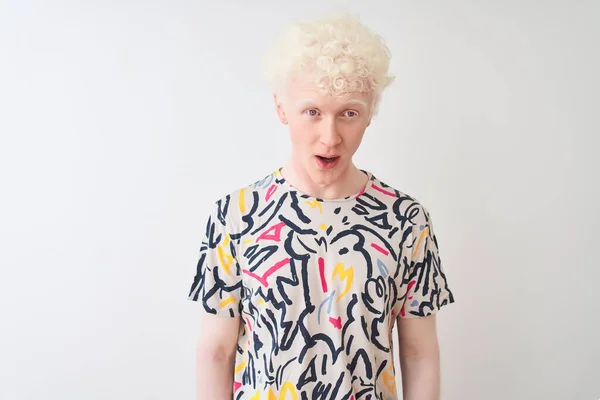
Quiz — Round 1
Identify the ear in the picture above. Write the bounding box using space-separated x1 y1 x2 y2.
273 92 288 125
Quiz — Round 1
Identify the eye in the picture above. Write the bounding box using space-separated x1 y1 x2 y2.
306 109 320 117
343 110 358 117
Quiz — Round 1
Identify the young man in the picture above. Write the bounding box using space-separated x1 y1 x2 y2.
189 12 454 400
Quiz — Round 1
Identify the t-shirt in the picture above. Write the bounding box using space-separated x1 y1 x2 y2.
188 169 454 400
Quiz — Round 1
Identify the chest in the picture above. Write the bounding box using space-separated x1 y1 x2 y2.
235 203 406 316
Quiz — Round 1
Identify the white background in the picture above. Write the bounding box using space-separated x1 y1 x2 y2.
1 1 598 399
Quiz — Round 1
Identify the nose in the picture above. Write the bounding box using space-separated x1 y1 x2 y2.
319 119 342 147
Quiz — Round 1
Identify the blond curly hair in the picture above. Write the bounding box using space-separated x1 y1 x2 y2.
263 11 395 114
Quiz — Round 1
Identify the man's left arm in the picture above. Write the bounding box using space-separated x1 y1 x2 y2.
397 314 440 400
395 204 455 399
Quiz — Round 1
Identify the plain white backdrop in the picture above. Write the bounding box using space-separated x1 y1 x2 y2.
1 1 598 399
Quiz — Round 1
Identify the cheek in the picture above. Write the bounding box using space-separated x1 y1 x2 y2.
343 126 367 148
288 121 317 146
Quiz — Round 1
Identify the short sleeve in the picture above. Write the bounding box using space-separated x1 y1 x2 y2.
188 201 243 318
399 205 454 318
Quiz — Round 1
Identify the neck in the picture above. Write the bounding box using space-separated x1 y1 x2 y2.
280 159 368 200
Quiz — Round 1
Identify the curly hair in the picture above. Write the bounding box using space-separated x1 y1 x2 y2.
263 11 395 114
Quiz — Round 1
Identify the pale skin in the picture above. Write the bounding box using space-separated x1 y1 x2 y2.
195 76 441 400
196 312 240 399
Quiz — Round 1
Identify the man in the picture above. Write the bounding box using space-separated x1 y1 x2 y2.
189 12 454 400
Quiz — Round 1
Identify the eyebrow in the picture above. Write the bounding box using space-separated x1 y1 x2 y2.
295 98 318 110
294 98 369 110
345 99 369 109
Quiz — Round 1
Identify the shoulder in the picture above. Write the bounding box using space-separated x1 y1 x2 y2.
216 169 278 204
368 172 435 228
207 170 278 222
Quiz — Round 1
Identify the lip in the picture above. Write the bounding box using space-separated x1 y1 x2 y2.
315 155 340 170
316 154 340 159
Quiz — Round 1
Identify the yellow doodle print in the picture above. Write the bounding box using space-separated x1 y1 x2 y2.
267 382 298 400
332 262 354 303
304 199 323 214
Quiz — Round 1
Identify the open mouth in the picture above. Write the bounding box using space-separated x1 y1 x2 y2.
315 155 340 169
317 156 338 162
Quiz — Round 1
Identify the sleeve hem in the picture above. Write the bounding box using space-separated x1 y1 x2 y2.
187 296 241 318
398 295 455 319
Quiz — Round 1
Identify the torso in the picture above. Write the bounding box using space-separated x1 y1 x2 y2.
209 169 448 400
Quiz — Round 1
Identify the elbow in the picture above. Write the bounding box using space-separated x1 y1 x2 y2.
400 342 440 364
196 341 236 364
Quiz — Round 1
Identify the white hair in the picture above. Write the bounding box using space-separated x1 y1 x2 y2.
263 11 395 114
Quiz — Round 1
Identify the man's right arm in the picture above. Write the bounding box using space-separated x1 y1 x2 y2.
196 311 241 400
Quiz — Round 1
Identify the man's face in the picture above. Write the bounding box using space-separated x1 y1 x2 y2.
275 77 374 186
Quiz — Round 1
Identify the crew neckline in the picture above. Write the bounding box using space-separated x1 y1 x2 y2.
275 168 375 202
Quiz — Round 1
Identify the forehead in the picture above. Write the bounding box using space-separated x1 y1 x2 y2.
284 76 373 107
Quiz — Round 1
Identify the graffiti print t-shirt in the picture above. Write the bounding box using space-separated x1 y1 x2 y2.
188 169 454 400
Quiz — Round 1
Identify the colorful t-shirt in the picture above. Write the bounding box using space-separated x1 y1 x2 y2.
188 169 454 400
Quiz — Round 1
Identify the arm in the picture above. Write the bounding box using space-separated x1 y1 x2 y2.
397 314 440 400
189 202 245 399
196 312 241 400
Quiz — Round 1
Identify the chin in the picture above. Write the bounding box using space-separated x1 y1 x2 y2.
308 163 345 184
